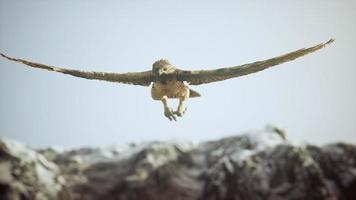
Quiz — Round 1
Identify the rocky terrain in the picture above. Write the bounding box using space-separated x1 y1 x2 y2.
0 127 355 200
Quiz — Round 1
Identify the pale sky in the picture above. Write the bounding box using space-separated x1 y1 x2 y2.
0 0 355 148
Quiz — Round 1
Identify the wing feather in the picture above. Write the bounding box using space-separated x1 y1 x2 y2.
0 54 153 86
177 39 334 85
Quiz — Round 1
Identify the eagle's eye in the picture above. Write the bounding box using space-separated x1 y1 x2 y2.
163 68 167 71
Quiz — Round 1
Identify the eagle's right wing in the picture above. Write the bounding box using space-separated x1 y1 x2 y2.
176 39 334 85
1 54 154 86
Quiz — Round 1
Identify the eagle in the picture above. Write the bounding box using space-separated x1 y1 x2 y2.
1 39 334 121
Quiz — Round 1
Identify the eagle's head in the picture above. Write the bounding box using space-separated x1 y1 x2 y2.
152 59 176 76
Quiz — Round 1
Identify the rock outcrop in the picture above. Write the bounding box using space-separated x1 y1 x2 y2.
0 138 69 200
1 127 355 199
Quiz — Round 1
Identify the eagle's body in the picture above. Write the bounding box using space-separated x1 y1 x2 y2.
151 79 190 100
1 39 334 121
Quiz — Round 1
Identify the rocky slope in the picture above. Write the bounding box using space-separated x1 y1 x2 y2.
0 138 68 200
0 127 355 200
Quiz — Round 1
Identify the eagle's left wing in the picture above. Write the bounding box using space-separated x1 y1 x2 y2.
176 39 334 85
1 54 154 86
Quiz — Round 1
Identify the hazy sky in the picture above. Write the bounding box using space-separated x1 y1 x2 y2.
0 0 355 148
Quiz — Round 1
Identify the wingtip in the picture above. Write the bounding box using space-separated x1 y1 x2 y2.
325 38 335 45
0 53 11 60
0 53 18 62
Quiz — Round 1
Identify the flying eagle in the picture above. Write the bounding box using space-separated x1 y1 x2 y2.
1 39 334 121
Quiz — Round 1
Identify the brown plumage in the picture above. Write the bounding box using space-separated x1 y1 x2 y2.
1 39 334 121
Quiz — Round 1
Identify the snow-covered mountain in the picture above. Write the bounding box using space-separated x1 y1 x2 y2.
1 127 355 200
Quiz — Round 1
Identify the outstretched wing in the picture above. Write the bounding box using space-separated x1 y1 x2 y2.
176 39 334 85
0 54 154 86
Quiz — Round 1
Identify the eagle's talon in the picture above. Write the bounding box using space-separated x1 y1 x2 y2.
164 108 176 121
175 106 187 117
173 111 181 117
170 109 177 121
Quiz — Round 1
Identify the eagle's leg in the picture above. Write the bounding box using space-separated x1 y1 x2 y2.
162 96 176 121
174 97 187 117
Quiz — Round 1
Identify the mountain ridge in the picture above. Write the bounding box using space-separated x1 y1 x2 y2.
0 127 355 200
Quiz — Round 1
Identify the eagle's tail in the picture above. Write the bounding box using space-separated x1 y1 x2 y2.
189 89 201 98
